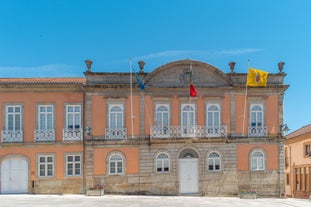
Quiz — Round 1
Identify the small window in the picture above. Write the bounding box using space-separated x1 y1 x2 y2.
304 143 311 157
156 153 170 173
109 153 124 174
66 155 81 176
250 150 265 171
208 152 221 171
38 155 54 177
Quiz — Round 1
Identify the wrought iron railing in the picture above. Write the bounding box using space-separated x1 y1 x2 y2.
63 128 83 141
34 129 55 142
1 130 23 143
248 126 268 137
105 128 127 140
150 125 227 139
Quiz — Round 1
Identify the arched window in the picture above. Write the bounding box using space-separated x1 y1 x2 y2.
250 150 265 171
109 104 124 129
207 152 221 171
156 153 170 173
109 153 124 174
250 105 263 127
181 104 195 126
207 105 220 128
155 104 169 135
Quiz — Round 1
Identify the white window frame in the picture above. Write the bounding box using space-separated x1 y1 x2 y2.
65 105 81 129
206 104 220 128
250 149 265 171
249 104 264 127
156 152 170 173
5 105 22 130
181 104 195 126
155 104 170 128
38 154 55 177
108 153 124 175
108 104 124 129
38 105 54 130
65 154 82 176
207 152 221 171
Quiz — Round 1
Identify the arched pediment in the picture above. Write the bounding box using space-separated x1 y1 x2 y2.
145 60 233 88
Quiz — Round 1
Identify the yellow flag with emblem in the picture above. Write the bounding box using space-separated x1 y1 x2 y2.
246 68 269 86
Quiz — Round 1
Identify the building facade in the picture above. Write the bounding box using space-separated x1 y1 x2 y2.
285 125 311 198
0 60 288 197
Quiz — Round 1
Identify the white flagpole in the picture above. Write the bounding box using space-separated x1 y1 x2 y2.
242 60 250 137
129 58 134 139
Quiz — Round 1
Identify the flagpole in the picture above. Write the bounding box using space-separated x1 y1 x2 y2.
129 58 134 139
242 60 250 137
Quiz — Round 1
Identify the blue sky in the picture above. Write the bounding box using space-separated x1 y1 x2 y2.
0 0 310 132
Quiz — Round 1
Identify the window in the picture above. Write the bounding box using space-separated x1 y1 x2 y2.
5 105 22 131
250 150 265 171
38 155 54 177
38 105 54 130
181 104 195 126
66 105 81 129
66 155 81 176
109 153 124 174
156 153 170 173
208 152 221 171
108 104 124 129
155 104 169 134
249 104 263 127
304 143 311 157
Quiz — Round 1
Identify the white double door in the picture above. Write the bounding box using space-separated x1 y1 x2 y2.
178 158 198 194
1 157 28 194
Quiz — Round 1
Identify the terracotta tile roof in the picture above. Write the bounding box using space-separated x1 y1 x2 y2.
286 124 311 139
0 78 86 84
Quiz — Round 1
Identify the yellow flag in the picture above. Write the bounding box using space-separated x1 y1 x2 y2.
247 68 269 86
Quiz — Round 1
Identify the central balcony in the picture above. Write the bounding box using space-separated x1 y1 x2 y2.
248 126 268 137
34 129 55 142
150 125 227 139
105 128 127 140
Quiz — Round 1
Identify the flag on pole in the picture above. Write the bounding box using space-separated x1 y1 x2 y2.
189 63 197 97
246 67 269 87
135 73 146 91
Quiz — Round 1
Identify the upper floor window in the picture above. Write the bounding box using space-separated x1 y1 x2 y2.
108 104 124 129
207 104 220 128
38 105 54 129
249 104 263 127
156 153 170 173
66 154 81 176
181 104 195 126
66 105 81 129
155 104 169 128
250 149 265 171
304 143 311 157
109 153 124 174
207 152 221 171
5 105 22 131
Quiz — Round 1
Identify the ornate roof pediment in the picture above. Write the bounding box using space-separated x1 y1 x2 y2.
145 60 233 88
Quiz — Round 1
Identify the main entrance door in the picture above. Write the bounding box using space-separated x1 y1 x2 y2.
1 157 28 194
178 149 199 194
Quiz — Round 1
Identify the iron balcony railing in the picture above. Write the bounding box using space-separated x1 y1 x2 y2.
248 126 268 137
1 130 23 143
63 128 83 142
105 128 127 140
34 129 55 142
150 125 227 139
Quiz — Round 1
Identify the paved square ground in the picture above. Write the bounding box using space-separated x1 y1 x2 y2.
0 194 310 207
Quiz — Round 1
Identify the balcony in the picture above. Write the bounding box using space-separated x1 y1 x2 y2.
34 129 55 142
1 130 23 143
150 125 227 139
63 128 83 142
105 128 127 140
248 126 268 137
